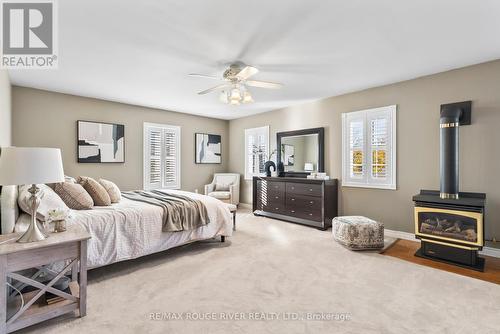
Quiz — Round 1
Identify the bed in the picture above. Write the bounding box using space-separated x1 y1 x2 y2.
1 188 233 269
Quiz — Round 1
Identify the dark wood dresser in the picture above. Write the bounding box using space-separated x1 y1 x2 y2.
252 176 338 230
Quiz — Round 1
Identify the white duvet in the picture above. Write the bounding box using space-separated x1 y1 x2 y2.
15 190 233 268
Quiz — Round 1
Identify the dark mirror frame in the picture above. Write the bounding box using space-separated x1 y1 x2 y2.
276 127 325 178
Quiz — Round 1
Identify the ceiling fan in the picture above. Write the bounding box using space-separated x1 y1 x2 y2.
189 63 283 105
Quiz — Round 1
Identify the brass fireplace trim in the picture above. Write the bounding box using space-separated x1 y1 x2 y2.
420 238 480 251
439 193 459 199
439 122 459 128
414 207 483 247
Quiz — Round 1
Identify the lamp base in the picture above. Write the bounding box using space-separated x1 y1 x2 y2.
17 222 47 243
16 184 49 243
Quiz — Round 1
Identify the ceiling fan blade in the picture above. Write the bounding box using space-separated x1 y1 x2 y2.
197 84 230 95
189 73 219 79
246 80 283 89
235 66 259 80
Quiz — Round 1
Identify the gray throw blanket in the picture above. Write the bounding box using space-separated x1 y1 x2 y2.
122 190 210 232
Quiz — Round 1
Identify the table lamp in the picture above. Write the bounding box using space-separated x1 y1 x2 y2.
304 162 314 172
0 147 65 243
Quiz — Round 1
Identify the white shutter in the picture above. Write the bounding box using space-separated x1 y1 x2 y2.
162 126 180 189
245 126 269 180
144 123 181 190
342 105 396 189
342 111 366 186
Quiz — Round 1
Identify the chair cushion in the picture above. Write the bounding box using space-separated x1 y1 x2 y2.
208 191 231 200
332 216 384 250
215 182 231 191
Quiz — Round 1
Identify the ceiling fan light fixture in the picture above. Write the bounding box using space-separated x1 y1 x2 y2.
230 87 241 100
219 91 229 103
242 91 253 103
229 98 240 106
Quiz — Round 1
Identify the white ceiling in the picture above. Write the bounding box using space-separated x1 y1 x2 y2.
8 0 500 120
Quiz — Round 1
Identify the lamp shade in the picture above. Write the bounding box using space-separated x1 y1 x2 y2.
304 162 314 171
0 147 65 186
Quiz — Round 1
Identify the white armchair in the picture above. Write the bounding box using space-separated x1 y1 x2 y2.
204 173 240 205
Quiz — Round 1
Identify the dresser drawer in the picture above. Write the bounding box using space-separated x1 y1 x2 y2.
286 194 322 211
263 203 286 214
286 182 322 197
285 207 323 222
266 181 285 193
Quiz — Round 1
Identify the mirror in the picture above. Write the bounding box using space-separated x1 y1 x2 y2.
277 127 324 177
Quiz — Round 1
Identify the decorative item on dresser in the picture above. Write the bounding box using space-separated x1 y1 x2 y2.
252 176 338 230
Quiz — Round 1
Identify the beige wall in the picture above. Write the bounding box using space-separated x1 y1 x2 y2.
0 70 11 147
12 87 229 192
229 60 500 241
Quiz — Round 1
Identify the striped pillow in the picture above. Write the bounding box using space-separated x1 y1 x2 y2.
77 176 111 206
53 182 93 210
98 179 121 203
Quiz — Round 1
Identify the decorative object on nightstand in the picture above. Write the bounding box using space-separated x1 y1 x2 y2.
0 227 90 333
47 209 70 233
0 147 65 243
205 173 240 205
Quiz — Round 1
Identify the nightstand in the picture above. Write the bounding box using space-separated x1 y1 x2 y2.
0 227 90 334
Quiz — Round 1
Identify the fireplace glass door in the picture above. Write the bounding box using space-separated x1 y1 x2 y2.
414 207 483 247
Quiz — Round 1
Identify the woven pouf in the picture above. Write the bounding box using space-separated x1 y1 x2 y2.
332 216 384 250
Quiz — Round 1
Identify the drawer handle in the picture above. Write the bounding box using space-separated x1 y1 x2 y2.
309 189 313 191
291 210 295 213
275 207 279 210
310 201 314 204
309 213 313 216
291 198 295 201
291 187 295 190
275 196 279 199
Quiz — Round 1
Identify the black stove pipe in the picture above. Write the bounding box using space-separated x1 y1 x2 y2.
439 106 462 199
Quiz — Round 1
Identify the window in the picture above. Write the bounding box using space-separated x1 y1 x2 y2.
342 105 396 189
244 126 269 180
143 123 181 190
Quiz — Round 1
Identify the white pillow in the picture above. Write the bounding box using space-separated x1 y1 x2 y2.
215 183 231 191
18 184 69 222
1 185 19 234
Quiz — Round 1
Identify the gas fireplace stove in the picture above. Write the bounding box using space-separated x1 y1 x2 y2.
413 101 486 271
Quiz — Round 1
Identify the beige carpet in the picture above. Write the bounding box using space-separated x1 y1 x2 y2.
19 209 500 334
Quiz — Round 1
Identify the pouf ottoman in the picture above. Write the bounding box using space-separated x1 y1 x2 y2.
332 216 384 250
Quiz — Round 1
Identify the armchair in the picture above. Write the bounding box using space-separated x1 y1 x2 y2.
204 173 240 205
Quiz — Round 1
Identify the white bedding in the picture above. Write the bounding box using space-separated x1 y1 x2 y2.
15 190 233 268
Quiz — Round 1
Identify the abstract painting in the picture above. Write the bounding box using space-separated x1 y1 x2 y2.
77 121 125 163
195 133 221 164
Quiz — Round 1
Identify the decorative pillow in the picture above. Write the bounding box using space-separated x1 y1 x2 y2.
215 183 231 191
64 175 77 183
1 185 19 234
54 182 94 210
18 184 69 221
98 179 121 203
77 176 111 206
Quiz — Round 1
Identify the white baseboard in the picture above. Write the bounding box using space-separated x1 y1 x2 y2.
384 228 500 258
238 203 252 209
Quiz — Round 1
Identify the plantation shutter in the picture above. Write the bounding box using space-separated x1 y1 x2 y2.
144 123 181 190
342 111 366 185
244 126 269 180
163 127 180 188
342 106 396 189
